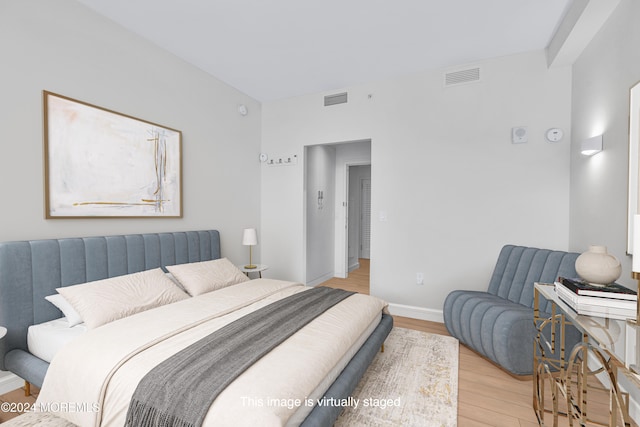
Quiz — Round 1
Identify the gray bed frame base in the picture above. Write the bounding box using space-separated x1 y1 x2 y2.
0 230 392 427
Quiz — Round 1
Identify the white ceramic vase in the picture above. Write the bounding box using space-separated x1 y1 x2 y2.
575 245 621 286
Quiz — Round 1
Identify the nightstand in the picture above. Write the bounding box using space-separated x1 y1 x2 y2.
240 264 268 278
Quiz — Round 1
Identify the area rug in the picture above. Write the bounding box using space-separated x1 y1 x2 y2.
0 411 76 427
335 327 459 427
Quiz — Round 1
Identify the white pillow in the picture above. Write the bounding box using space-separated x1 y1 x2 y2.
56 268 189 329
166 258 249 296
45 294 83 327
164 271 186 292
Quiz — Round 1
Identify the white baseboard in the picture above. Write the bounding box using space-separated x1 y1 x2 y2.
348 262 360 273
0 371 23 395
387 303 444 324
306 272 336 287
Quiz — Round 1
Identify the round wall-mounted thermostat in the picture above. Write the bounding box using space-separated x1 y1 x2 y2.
259 153 268 162
545 128 564 143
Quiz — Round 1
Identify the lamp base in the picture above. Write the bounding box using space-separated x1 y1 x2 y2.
244 264 257 269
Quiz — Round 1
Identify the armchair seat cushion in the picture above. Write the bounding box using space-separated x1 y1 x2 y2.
444 291 537 375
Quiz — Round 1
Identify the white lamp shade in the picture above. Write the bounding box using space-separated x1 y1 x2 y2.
242 228 258 246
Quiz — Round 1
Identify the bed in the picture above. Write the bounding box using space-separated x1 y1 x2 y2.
0 230 392 426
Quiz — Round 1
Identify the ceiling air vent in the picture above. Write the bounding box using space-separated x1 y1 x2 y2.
444 67 481 87
324 92 348 106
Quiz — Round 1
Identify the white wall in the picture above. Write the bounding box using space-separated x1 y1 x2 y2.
569 4 640 415
569 0 640 289
262 51 573 320
305 145 336 285
0 0 262 265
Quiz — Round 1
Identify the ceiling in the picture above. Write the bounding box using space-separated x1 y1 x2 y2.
76 0 573 102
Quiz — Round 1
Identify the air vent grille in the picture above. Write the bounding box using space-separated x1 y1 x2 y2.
444 67 481 86
324 92 348 106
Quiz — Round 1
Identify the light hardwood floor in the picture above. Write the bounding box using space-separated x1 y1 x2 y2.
322 259 627 427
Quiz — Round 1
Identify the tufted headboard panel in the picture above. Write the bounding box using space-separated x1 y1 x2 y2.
486 245 579 313
0 230 220 373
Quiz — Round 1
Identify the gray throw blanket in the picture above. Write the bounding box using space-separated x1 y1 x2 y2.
125 286 354 427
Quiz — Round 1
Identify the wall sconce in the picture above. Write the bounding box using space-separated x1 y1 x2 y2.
581 134 603 156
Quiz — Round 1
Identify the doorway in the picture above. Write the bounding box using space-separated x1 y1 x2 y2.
304 140 371 286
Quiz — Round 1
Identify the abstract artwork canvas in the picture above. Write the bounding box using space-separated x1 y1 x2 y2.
44 91 182 218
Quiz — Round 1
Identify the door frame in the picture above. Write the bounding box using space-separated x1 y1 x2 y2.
359 176 371 260
340 161 371 278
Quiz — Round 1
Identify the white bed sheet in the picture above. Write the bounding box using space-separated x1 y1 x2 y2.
27 318 87 363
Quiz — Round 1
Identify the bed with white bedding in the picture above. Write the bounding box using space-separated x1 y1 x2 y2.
0 230 393 426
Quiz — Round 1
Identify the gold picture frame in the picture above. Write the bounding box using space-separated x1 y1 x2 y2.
43 91 183 218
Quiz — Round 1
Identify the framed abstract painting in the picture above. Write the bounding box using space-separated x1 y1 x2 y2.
43 91 182 218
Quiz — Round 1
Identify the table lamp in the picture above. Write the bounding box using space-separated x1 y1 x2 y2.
242 228 258 269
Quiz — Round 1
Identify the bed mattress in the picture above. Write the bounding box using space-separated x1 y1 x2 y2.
27 318 87 363
286 311 380 426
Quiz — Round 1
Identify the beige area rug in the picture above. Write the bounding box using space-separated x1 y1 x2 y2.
335 327 459 427
0 411 76 427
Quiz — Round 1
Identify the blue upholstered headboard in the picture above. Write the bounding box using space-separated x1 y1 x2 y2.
0 230 220 383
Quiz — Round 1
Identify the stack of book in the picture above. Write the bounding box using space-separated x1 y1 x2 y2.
554 277 637 320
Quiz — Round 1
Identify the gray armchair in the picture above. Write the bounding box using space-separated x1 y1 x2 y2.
443 245 581 376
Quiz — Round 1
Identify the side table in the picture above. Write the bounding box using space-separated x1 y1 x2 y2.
533 282 633 426
240 264 268 279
